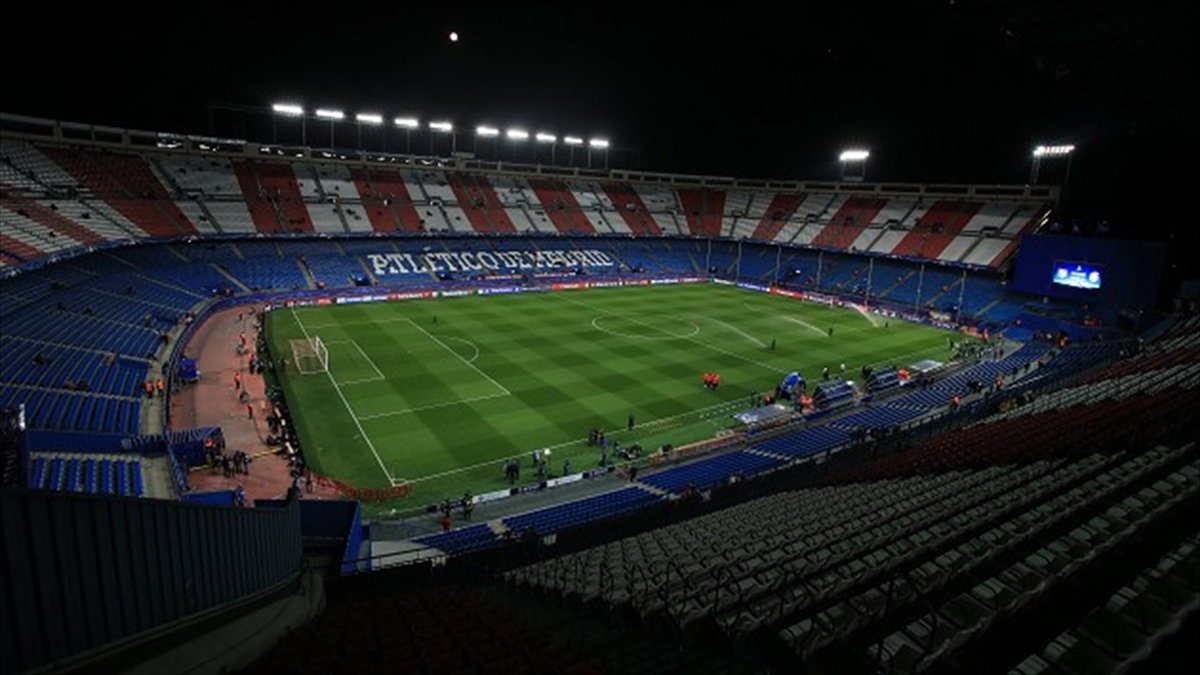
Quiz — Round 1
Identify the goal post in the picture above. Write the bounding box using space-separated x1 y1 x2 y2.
291 336 328 374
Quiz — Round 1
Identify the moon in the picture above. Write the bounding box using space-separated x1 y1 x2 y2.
449 31 459 43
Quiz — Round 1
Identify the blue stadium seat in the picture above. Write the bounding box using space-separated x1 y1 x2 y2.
64 397 82 429
99 461 113 495
503 487 661 534
131 461 144 496
48 458 64 491
755 426 851 460
114 460 128 496
412 524 498 555
83 459 97 493
641 450 784 493
31 457 47 489
76 398 94 431
65 458 80 492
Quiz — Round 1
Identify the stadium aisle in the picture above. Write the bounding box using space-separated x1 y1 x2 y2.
172 307 341 502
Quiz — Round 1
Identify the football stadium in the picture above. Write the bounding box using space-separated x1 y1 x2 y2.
2 3 1197 674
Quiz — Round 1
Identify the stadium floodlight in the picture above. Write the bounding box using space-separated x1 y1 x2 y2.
506 128 529 141
839 149 870 162
1033 144 1075 157
271 103 304 116
476 125 500 137
315 109 345 120
355 113 383 125
429 121 453 133
589 138 610 149
1030 144 1077 185
535 132 557 143
394 117 420 128
563 136 584 145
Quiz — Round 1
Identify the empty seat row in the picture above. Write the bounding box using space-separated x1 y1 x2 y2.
1010 533 1200 675
0 388 141 434
28 455 145 496
867 450 1197 674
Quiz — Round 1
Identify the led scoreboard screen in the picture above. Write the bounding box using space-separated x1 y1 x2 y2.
1052 262 1103 290
1013 234 1164 307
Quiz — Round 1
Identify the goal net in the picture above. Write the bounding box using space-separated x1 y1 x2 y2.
291 336 329 374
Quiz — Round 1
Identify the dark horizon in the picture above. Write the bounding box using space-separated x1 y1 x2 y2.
4 1 1196 273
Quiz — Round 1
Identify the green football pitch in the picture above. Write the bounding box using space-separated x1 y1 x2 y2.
265 283 954 506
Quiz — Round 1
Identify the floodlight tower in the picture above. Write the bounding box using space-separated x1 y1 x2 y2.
394 117 419 155
315 109 344 148
839 149 870 182
563 136 584 166
429 121 455 155
475 125 499 157
535 132 557 164
271 103 305 145
588 138 610 169
354 113 383 148
1030 144 1075 185
506 128 529 162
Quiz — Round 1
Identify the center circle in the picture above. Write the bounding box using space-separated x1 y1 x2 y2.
591 315 700 341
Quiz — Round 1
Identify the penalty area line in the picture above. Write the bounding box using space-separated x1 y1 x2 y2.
290 307 396 486
326 338 387 384
404 318 510 396
356 392 511 421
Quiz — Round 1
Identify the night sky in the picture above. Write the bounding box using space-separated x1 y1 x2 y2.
3 1 1196 273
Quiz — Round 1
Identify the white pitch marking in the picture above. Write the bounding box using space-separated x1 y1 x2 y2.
402 397 747 485
326 339 386 384
742 302 828 337
356 392 511 420
403 318 511 395
590 315 701 341
562 294 789 375
290 308 395 485
338 377 386 385
700 316 766 347
437 336 481 364
303 315 424 331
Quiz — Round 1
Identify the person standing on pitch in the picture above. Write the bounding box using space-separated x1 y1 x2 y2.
461 491 474 521
628 413 635 431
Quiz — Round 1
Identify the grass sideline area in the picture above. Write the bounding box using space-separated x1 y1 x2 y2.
265 283 956 507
